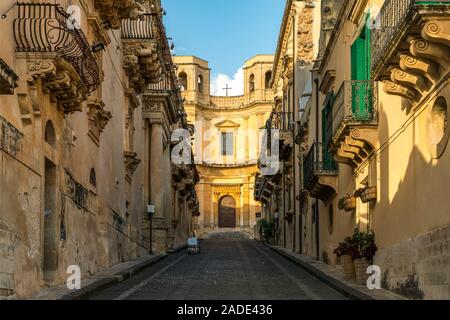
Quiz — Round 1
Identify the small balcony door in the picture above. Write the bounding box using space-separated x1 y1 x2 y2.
351 15 372 120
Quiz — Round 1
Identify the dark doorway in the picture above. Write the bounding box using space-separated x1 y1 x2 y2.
44 158 57 283
218 196 236 228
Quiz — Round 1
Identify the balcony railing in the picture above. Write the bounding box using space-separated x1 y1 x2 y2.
121 13 155 39
371 0 450 78
303 142 337 189
330 80 377 142
13 3 100 93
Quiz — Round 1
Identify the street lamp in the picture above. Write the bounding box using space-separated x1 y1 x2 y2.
147 205 155 254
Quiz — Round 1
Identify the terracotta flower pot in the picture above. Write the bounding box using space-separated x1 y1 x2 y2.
360 186 377 203
341 254 355 280
354 258 370 285
344 197 356 212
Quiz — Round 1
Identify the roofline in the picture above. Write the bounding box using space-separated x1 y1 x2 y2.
270 0 294 88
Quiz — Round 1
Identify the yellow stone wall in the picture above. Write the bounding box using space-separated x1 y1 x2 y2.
174 55 274 236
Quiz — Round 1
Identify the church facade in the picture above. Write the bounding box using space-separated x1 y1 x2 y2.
173 55 274 237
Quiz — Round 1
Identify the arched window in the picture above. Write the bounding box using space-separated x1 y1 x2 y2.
89 168 97 188
197 74 204 93
265 71 272 89
44 120 56 147
179 72 188 91
249 74 255 93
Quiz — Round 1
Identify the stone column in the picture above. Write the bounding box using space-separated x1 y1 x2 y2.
149 121 167 253
213 191 219 229
243 177 250 227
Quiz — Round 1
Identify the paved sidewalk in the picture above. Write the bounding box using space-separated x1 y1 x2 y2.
266 244 407 300
30 254 169 300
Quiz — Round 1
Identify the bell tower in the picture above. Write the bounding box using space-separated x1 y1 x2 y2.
174 56 211 106
243 55 274 99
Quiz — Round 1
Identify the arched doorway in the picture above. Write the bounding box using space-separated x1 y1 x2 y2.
219 196 236 228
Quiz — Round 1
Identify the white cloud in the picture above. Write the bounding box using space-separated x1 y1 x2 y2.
211 67 244 96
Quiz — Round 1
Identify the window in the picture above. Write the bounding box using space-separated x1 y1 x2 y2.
89 168 97 188
179 72 187 91
249 74 255 93
265 71 272 89
44 120 56 147
198 74 203 93
328 204 334 234
221 132 233 156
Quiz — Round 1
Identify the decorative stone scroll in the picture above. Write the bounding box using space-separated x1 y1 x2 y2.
27 57 87 114
380 17 450 106
124 151 141 182
123 42 163 92
94 0 147 29
87 99 112 145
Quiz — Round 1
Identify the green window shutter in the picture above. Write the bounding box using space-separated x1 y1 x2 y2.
351 14 372 120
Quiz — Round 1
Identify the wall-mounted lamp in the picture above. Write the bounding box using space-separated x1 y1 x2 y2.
92 42 106 53
1 3 17 20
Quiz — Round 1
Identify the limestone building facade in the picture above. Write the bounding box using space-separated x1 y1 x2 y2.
256 0 450 299
0 0 199 298
173 55 274 237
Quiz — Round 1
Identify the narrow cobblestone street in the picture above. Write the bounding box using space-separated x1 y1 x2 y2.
89 238 347 300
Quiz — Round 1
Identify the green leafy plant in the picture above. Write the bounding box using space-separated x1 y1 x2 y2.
351 228 378 260
338 198 346 210
333 236 358 259
257 218 274 242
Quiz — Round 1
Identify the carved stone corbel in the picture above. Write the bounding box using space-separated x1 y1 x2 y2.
383 80 418 102
124 151 141 181
95 0 147 30
123 42 163 92
27 57 87 114
87 99 112 145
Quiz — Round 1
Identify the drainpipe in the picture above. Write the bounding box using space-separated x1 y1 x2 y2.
314 75 320 261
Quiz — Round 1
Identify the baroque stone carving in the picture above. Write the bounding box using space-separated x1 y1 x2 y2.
124 151 141 181
123 42 163 92
87 99 112 145
94 0 147 30
373 5 450 106
0 115 24 157
0 58 18 95
27 57 87 114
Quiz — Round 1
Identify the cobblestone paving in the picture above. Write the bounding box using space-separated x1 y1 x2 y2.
90 239 347 300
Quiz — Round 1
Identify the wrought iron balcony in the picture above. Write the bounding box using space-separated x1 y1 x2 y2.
331 80 377 142
328 80 378 168
371 0 450 105
302 142 338 204
14 3 100 93
121 13 175 93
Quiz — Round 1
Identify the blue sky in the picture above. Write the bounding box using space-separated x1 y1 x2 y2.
163 0 285 95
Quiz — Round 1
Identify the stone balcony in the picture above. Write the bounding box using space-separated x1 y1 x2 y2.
328 80 378 169
13 3 100 113
274 111 294 159
371 0 450 106
122 14 165 92
303 142 338 204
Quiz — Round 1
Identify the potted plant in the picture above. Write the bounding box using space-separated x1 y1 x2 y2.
352 229 378 285
338 195 356 212
333 236 358 279
258 218 274 243
360 186 377 203
354 186 377 203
